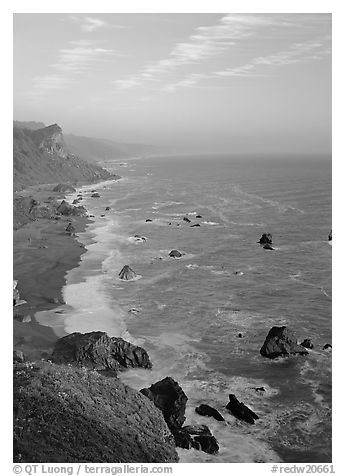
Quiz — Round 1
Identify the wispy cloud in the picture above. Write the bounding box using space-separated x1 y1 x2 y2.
68 15 126 33
163 38 331 92
30 42 113 95
113 14 292 89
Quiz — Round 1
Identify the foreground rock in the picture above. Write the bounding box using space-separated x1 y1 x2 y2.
56 200 87 217
258 233 273 245
260 326 309 359
140 377 219 454
119 265 137 280
14 360 178 463
52 184 76 193
195 404 225 422
226 394 259 425
52 331 152 372
140 377 187 430
169 250 182 258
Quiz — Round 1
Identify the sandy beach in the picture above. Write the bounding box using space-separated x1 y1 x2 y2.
13 185 91 360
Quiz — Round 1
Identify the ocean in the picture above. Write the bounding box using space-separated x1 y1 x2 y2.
36 154 332 463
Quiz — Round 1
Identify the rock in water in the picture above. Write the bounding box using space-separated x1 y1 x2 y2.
65 222 75 235
258 233 273 244
169 250 182 258
323 343 332 350
56 200 87 217
13 280 20 306
260 326 309 359
300 338 314 349
195 404 225 422
52 184 76 193
263 243 274 250
119 265 137 280
91 192 100 198
193 434 219 455
52 331 152 372
226 394 259 424
183 217 191 223
328 230 332 241
140 377 188 430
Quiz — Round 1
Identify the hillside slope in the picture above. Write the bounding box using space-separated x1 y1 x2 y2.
13 360 178 463
13 124 114 191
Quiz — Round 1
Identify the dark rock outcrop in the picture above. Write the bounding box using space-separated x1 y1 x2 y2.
14 360 178 463
56 200 87 217
260 326 309 359
140 377 219 455
91 192 100 198
300 338 314 349
323 343 332 350
183 217 191 223
52 184 76 193
105 206 111 211
140 377 187 430
13 350 25 363
13 280 20 306
328 230 332 241
258 233 273 245
226 394 259 424
119 265 137 280
195 404 225 422
145 219 153 222
169 250 182 258
65 222 76 235
190 224 200 227
196 214 202 218
263 243 274 250
52 331 152 372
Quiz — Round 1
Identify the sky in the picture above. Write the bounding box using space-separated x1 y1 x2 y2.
13 13 332 155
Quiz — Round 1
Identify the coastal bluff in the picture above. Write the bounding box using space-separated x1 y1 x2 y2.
13 360 178 463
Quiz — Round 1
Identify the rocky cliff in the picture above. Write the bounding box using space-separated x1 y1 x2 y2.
13 360 179 463
13 123 116 191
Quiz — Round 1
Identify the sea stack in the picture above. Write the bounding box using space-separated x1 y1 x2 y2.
119 265 137 280
258 233 273 245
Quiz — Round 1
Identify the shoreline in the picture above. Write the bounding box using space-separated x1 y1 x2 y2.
13 183 101 360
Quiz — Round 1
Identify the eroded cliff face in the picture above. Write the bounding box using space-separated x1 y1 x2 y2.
36 124 68 158
13 123 117 191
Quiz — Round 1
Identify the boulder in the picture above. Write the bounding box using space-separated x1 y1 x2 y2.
119 265 137 280
190 224 200 227
52 184 76 193
193 434 219 455
105 206 111 211
328 230 332 241
258 233 272 245
91 192 100 198
56 200 87 217
183 217 191 223
65 222 75 235
260 326 309 359
140 376 188 430
263 243 274 250
195 404 225 422
196 215 202 218
323 343 332 350
13 280 20 306
169 250 182 258
52 331 152 372
173 429 194 450
226 394 259 424
300 338 314 349
145 219 153 222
